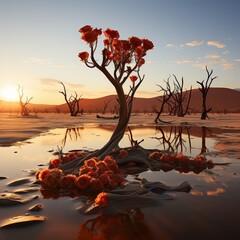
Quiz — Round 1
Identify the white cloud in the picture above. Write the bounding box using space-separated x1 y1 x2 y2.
207 41 225 48
193 59 226 69
40 78 61 86
222 50 230 55
185 40 204 47
222 63 235 70
234 58 240 62
176 59 197 64
24 57 51 64
165 43 182 50
165 43 176 48
204 54 221 59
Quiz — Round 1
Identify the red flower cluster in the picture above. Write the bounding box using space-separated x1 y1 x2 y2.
77 156 125 192
78 25 154 74
49 151 84 168
149 151 214 174
38 155 125 194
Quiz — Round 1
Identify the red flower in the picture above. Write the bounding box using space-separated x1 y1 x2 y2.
95 192 109 207
149 151 161 159
138 58 145 67
77 151 84 157
142 38 154 50
87 170 98 178
59 174 77 188
96 161 109 171
118 149 128 158
90 178 104 192
78 25 93 34
81 28 102 43
135 46 144 56
112 39 122 51
84 158 97 168
98 173 110 185
79 165 93 175
78 51 89 62
121 40 131 51
38 169 51 182
109 173 125 185
129 36 142 48
103 39 110 46
104 28 120 39
50 158 62 168
129 75 138 82
160 154 171 162
75 174 91 189
40 169 63 187
103 155 115 166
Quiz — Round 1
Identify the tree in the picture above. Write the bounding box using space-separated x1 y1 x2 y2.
59 82 81 116
17 85 33 116
154 77 173 123
197 66 217 120
76 25 154 160
171 75 192 117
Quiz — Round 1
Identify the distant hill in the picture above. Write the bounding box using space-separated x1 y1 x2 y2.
52 87 240 114
0 101 56 113
1 88 240 113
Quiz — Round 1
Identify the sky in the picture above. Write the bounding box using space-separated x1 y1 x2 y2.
0 0 239 104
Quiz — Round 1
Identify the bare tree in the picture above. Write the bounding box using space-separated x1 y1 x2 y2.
102 99 111 114
17 85 33 116
171 75 192 117
154 77 173 123
59 82 81 116
197 66 217 120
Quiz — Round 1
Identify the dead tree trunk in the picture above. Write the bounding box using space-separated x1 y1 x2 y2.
197 66 217 120
17 85 33 116
59 82 81 116
172 75 192 117
154 77 173 123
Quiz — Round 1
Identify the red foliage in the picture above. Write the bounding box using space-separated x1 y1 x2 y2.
95 192 109 207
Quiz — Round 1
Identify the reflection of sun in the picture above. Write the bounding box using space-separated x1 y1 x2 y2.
0 86 19 102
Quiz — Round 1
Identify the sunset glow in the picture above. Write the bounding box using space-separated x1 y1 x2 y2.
0 0 239 105
0 86 19 102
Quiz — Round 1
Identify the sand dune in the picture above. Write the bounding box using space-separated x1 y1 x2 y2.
0 87 240 113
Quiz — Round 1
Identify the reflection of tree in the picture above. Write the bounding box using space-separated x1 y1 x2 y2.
154 126 192 154
127 127 144 147
62 127 82 147
77 209 153 240
200 126 209 155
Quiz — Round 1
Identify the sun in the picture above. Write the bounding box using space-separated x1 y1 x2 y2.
0 86 19 102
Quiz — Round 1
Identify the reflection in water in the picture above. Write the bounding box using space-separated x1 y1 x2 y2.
62 127 82 148
153 125 213 158
0 125 239 240
154 126 192 153
78 209 153 240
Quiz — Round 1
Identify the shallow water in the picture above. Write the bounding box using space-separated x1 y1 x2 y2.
0 125 240 240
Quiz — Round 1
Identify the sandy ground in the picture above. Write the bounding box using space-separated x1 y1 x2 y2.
0 112 240 157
